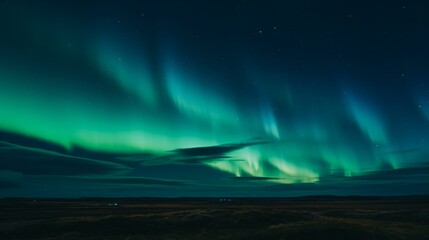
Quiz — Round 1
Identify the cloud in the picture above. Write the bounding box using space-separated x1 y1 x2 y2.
349 165 429 181
0 141 130 176
173 138 272 156
125 138 276 166
77 176 192 186
231 176 280 181
257 162 429 196
314 163 429 188
0 170 23 188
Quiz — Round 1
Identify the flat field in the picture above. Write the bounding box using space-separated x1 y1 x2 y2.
1 196 428 240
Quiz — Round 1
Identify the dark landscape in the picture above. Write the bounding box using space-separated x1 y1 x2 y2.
1 196 428 240
1 1 429 239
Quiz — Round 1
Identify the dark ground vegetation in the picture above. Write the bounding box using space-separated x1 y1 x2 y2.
1 196 428 240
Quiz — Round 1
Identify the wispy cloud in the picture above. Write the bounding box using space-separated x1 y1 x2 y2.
76 176 193 186
231 176 280 181
0 170 23 188
118 138 277 166
0 141 130 176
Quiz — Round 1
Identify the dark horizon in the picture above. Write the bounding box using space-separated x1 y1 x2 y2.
3 194 429 201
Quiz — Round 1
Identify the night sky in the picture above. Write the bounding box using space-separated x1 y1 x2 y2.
1 0 429 197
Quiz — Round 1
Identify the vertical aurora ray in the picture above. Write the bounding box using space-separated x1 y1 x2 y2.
94 37 158 107
160 47 245 131
260 101 280 139
346 94 388 145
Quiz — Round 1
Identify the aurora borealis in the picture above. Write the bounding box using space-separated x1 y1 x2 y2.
1 1 429 197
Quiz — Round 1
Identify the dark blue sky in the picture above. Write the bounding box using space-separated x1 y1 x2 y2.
1 0 428 197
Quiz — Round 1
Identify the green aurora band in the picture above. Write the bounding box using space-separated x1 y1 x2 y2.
0 35 407 184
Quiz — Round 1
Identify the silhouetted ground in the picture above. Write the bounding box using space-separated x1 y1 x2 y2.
1 196 428 240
